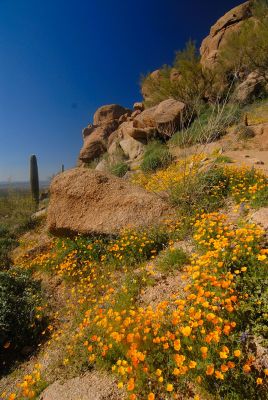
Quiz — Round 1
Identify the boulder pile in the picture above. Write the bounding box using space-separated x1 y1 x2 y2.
79 99 187 166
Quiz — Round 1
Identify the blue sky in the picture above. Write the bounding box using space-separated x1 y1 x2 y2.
0 0 242 182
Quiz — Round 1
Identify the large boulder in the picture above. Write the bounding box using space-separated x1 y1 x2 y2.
79 121 118 162
200 1 252 68
120 121 156 143
79 105 132 163
119 137 144 160
133 99 186 136
47 168 173 236
251 207 268 231
107 121 156 149
93 104 131 125
233 71 267 104
133 102 144 111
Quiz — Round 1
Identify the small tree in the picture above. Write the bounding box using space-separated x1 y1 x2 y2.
141 41 218 108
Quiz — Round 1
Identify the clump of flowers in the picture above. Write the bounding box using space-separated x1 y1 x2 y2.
1 364 44 400
131 154 205 193
74 213 267 399
132 156 267 212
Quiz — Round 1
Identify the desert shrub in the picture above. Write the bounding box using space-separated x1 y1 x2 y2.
0 226 17 270
49 224 172 280
234 124 255 140
235 259 268 342
225 165 268 204
0 190 35 235
170 103 241 147
250 185 268 208
170 166 230 214
0 268 46 359
141 141 173 172
215 155 233 164
109 161 129 177
156 247 190 273
141 41 216 108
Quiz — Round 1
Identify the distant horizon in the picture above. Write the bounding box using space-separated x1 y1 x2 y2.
0 0 243 181
0 179 50 184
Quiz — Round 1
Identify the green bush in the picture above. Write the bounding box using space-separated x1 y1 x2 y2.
109 161 129 177
170 166 230 215
0 190 35 235
156 247 190 273
234 124 256 140
215 155 233 164
141 41 216 108
141 141 173 172
170 104 241 147
250 185 268 209
0 268 46 354
0 226 17 270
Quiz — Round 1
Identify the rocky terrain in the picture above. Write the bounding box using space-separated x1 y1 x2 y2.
1 2 268 400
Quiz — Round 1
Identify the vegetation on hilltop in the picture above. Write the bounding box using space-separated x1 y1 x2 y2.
141 0 268 111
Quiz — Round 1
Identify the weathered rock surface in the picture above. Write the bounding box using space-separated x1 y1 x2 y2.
93 104 131 125
95 159 109 172
119 121 156 143
200 1 252 68
233 71 267 104
79 133 106 162
80 121 119 162
40 371 123 400
251 207 268 231
79 105 132 163
134 99 186 134
47 168 173 236
119 137 144 160
250 123 268 137
133 102 144 111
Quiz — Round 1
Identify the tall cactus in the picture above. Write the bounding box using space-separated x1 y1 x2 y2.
30 154 39 207
61 164 65 173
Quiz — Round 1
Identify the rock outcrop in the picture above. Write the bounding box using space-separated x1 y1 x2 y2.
233 71 267 104
40 371 123 400
93 104 131 125
79 99 186 165
134 99 186 136
79 104 131 163
200 1 252 68
80 122 118 162
47 168 173 236
251 207 268 231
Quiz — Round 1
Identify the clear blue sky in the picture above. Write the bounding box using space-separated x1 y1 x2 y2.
0 0 242 182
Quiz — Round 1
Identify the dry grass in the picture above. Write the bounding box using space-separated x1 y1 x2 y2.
0 189 35 234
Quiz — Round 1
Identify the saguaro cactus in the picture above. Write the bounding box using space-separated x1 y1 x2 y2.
61 164 65 173
30 154 39 207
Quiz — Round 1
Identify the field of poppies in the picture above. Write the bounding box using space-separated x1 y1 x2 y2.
1 161 267 400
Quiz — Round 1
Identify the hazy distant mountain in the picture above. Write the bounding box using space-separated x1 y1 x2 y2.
0 181 50 190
